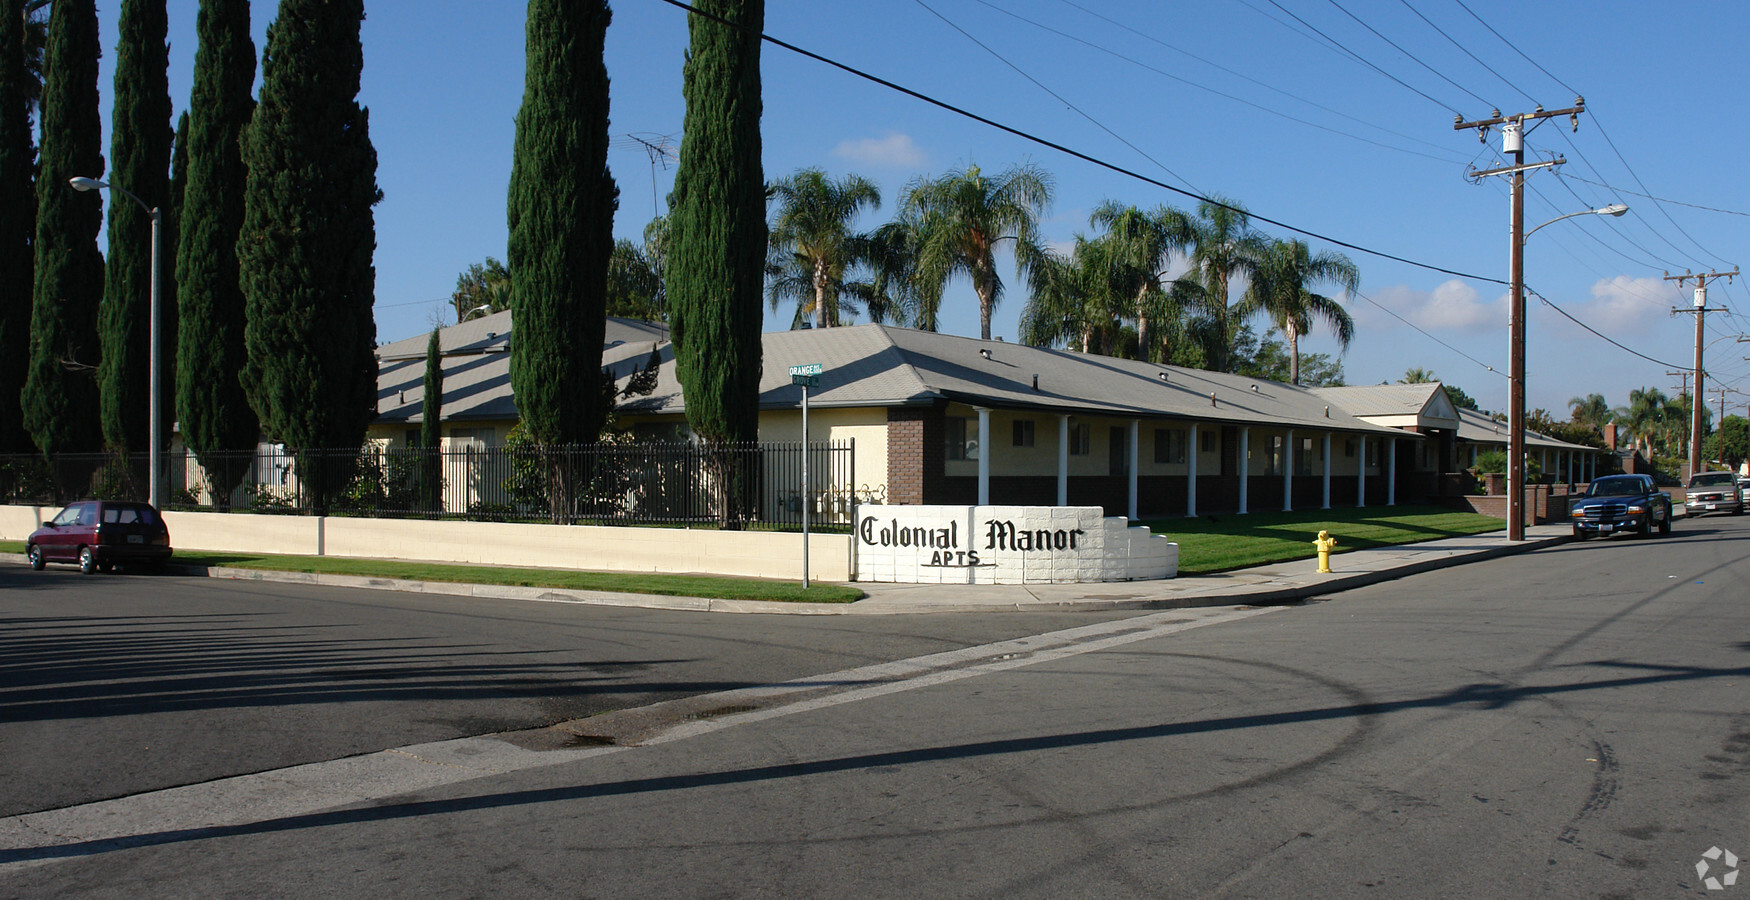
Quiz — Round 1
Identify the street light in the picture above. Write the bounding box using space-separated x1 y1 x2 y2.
1507 201 1629 540
70 176 163 509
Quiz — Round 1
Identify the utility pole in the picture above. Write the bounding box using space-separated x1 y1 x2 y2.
1457 99 1585 541
1665 269 1736 478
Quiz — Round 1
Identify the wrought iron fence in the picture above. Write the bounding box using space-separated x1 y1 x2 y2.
0 440 861 528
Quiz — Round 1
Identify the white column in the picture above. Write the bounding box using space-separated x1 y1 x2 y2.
1238 427 1250 515
1357 437 1367 508
1282 429 1294 512
1470 444 1477 468
1540 449 1548 481
1057 414 1069 506
1127 419 1140 520
1186 424 1199 517
976 407 991 507
1322 433 1332 509
1387 437 1398 506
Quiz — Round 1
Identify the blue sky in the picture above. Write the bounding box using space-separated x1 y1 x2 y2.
90 0 1750 419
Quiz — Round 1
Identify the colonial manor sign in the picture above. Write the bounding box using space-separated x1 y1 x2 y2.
855 505 1178 584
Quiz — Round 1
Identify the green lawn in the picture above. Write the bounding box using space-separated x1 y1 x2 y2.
1140 505 1506 575
4 503 1502 594
0 541 862 604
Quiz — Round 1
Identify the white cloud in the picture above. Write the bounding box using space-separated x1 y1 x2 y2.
831 132 927 169
1362 280 1507 334
1565 275 1676 332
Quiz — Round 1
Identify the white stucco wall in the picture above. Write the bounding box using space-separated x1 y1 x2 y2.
854 505 1176 585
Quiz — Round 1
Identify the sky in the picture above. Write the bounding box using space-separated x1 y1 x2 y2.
84 0 1750 420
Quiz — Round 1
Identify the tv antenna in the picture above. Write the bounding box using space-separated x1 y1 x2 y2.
614 132 678 217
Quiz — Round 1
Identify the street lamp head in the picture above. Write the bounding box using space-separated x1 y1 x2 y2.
1597 203 1629 217
68 176 106 192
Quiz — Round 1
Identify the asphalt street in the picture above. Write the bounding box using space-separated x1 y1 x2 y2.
4 513 1750 897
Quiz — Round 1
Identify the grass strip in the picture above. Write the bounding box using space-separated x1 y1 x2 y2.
1140 505 1505 575
2 541 862 604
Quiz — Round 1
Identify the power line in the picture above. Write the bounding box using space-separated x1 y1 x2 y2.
1525 284 1688 370
1044 0 1470 161
1352 290 1506 379
1322 0 1496 110
1451 0 1581 98
1394 0 1538 107
652 0 1509 286
1243 0 1463 115
971 0 1469 165
1553 172 1750 218
911 0 1204 194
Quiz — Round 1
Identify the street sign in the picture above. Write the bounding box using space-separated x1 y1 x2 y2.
789 364 825 588
790 362 822 388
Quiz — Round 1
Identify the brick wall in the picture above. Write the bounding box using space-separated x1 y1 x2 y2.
886 407 945 505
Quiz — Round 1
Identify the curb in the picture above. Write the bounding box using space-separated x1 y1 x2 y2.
1 531 1572 615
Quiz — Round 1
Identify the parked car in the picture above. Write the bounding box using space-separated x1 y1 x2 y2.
1738 477 1750 506
1684 471 1745 517
1569 474 1672 539
26 500 173 574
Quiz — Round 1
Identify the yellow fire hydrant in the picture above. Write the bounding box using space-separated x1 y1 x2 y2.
1314 529 1337 573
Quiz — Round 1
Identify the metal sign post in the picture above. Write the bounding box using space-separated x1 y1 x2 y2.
789 364 823 589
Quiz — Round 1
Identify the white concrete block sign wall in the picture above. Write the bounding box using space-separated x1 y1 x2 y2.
855 505 1177 584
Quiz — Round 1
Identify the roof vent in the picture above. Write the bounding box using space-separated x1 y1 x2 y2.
1251 384 1260 392
1210 392 1217 407
979 348 991 360
1324 406 1330 418
1032 373 1039 391
398 390 405 404
1157 371 1169 382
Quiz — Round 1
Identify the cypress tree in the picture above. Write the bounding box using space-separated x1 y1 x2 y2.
161 110 184 442
23 0 105 458
97 0 172 457
507 0 616 448
419 326 442 511
0 0 35 453
667 0 764 525
177 0 256 506
238 0 379 514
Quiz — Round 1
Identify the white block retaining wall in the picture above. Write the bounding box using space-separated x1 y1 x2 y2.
855 505 1177 584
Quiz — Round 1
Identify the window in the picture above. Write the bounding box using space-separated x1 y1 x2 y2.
1345 438 1356 458
1012 419 1035 447
1154 428 1187 464
1296 436 1316 476
1263 435 1284 477
1200 430 1215 453
946 417 978 461
1069 423 1090 456
403 428 421 448
1109 426 1129 476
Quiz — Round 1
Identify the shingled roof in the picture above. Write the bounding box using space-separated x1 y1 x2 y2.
375 317 1406 437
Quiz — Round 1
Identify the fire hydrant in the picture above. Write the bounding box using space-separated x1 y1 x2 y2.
1314 530 1337 573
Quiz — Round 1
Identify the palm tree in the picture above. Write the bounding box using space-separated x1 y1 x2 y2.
1088 202 1196 362
1019 234 1128 354
1567 393 1613 433
1183 195 1270 372
1239 238 1358 385
901 162 1052 340
1399 367 1437 384
766 168 881 329
1620 387 1668 457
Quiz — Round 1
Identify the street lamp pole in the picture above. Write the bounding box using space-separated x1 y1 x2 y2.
70 176 162 509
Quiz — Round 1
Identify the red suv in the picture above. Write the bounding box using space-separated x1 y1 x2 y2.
26 500 174 574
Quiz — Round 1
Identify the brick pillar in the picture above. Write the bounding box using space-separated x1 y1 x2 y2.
886 407 942 505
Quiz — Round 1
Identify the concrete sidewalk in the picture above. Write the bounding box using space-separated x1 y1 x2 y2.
7 523 1576 614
